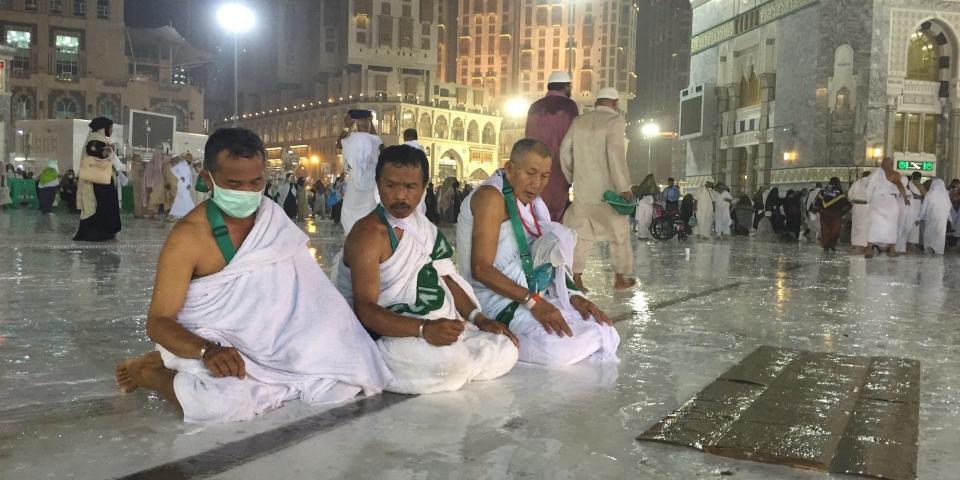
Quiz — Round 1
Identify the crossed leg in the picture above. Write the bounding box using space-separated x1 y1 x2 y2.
115 351 180 407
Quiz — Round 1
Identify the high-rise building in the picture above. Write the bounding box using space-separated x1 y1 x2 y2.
219 0 501 183
627 0 691 182
455 0 639 108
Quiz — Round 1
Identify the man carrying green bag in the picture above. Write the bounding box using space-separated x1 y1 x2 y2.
559 87 636 291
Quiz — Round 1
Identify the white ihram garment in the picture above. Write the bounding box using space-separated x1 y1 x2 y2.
634 195 654 239
919 179 951 254
714 190 733 236
335 207 517 394
694 185 715 238
340 132 383 234
866 168 901 246
805 188 821 242
848 178 870 247
158 200 391 423
456 170 620 366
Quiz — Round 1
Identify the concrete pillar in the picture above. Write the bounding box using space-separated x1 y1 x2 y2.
744 147 756 193
757 142 773 187
948 109 960 181
884 96 897 161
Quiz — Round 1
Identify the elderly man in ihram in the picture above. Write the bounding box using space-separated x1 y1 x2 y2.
865 157 910 257
114 128 390 423
457 139 619 366
336 145 518 394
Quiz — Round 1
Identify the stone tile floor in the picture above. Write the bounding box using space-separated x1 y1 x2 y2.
0 208 957 479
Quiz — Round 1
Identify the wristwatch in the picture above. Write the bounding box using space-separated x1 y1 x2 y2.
198 341 216 360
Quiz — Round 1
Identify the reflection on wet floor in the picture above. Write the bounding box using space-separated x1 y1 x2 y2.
0 209 958 479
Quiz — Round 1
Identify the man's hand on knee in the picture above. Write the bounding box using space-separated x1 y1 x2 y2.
423 319 465 347
203 345 246 379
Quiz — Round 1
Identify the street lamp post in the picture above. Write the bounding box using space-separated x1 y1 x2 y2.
217 3 255 127
641 121 661 176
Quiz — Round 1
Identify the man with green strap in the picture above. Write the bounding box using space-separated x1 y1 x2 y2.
114 128 390 423
336 145 519 394
457 139 620 366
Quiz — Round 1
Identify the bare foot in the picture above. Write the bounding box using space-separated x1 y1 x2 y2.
614 275 636 290
115 352 163 393
573 273 589 293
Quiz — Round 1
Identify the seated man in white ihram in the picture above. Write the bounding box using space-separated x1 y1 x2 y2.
457 139 620 366
114 128 391 423
336 145 519 394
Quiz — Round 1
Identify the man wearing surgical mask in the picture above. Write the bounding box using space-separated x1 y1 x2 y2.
113 128 390 423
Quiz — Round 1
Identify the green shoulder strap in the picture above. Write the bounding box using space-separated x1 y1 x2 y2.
375 205 399 252
501 181 536 292
206 201 237 265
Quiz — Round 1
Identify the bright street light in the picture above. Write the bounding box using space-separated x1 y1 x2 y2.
641 122 661 139
504 97 530 119
217 3 255 33
217 3 255 126
641 121 661 175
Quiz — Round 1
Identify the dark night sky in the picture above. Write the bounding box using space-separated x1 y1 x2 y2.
124 0 187 29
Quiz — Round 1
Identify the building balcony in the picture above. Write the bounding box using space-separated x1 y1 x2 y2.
49 51 85 82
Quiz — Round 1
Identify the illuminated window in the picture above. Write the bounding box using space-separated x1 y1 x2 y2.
907 113 921 152
6 29 31 48
894 113 905 152
906 30 939 82
922 115 937 153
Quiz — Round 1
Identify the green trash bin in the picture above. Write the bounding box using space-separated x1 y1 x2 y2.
8 178 39 209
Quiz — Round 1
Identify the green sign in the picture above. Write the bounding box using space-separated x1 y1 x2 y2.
897 160 935 171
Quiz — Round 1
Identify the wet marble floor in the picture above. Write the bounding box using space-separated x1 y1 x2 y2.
0 208 957 479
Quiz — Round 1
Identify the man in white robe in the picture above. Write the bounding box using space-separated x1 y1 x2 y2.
896 172 926 253
919 179 951 255
114 128 390 423
848 171 871 253
339 110 383 234
457 139 620 366
866 157 910 257
713 184 733 238
337 145 518 394
694 181 716 239
168 154 196 219
402 128 426 152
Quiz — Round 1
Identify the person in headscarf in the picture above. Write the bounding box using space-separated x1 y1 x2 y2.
278 172 298 219
732 193 754 235
425 182 439 224
74 117 122 242
679 193 695 233
811 177 852 251
36 162 60 215
782 189 803 242
752 187 765 229
918 178 952 255
296 175 309 222
713 183 734 238
764 187 783 232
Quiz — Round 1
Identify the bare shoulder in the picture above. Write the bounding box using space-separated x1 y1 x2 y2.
471 186 507 222
343 212 389 264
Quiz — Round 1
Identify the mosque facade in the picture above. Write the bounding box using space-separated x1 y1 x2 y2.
682 0 960 193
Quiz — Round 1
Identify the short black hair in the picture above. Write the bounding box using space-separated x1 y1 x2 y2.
203 128 266 172
403 128 418 141
911 171 922 179
509 138 550 164
376 145 429 186
668 177 675 182
547 82 570 92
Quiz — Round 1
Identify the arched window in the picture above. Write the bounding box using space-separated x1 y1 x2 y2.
401 109 416 130
482 122 496 144
434 116 448 139
97 96 117 120
452 118 465 140
418 113 432 137
12 94 34 120
907 30 940 82
739 69 760 108
54 96 78 119
467 120 480 142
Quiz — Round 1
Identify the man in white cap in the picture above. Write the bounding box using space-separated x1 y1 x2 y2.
525 71 580 222
560 87 635 291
